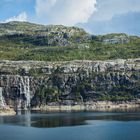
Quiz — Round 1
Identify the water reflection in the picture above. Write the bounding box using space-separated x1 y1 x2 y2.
0 108 140 128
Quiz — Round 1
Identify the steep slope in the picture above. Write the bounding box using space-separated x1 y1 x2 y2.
0 21 140 61
0 22 140 111
0 59 140 110
0 21 91 47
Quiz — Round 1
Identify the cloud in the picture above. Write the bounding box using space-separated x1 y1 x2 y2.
2 12 27 23
78 0 140 35
91 0 140 21
35 0 97 26
80 12 140 36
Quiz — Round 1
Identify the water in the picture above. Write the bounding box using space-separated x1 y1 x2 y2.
0 110 140 140
0 87 5 108
19 76 30 109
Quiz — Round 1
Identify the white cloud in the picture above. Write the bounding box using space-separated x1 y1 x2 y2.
2 12 27 23
35 0 97 26
91 0 140 21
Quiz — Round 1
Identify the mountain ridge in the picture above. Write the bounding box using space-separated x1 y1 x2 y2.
0 22 140 111
0 21 140 61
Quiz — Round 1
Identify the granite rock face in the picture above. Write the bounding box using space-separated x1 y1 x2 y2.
0 59 140 110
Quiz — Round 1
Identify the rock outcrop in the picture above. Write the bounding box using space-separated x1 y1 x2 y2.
0 21 91 47
0 58 140 111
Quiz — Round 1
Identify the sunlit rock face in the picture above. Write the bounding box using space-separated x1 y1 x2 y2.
0 59 140 110
0 21 91 47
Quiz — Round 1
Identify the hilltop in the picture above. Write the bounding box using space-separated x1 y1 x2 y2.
0 22 140 110
0 21 139 61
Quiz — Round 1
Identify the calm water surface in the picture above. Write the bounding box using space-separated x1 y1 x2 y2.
0 109 140 140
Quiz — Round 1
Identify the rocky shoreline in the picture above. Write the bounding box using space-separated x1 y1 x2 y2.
0 108 16 116
32 101 140 112
0 101 140 114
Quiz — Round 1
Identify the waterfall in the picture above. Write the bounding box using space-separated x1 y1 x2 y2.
0 87 5 108
18 78 23 109
19 76 30 109
25 76 30 109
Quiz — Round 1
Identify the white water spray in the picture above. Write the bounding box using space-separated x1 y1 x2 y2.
0 87 5 108
19 76 30 109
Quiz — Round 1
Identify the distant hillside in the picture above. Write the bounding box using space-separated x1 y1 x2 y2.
0 21 140 61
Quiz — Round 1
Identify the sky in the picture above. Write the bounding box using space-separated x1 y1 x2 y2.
0 0 140 36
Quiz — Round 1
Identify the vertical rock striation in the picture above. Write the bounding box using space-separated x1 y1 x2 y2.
0 59 140 110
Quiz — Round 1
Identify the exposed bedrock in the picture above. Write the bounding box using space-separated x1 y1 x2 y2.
0 59 140 110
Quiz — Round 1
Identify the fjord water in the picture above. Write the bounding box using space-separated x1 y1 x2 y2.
0 110 140 140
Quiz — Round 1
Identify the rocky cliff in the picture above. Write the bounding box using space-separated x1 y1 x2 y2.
0 59 140 110
0 22 140 111
0 21 91 47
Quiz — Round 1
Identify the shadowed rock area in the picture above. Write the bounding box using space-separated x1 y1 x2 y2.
0 59 140 111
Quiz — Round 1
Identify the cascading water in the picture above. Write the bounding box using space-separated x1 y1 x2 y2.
19 76 30 110
0 87 5 108
25 76 30 109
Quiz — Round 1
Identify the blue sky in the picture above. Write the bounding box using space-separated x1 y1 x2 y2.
0 0 140 36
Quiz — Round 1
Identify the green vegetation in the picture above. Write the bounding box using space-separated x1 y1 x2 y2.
37 86 59 103
0 40 139 61
33 69 140 103
0 21 140 61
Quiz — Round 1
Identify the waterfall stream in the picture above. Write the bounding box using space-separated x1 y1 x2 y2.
19 76 30 109
0 87 5 108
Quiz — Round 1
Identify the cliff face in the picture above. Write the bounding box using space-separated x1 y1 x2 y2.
0 21 91 47
0 22 139 111
0 59 140 110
